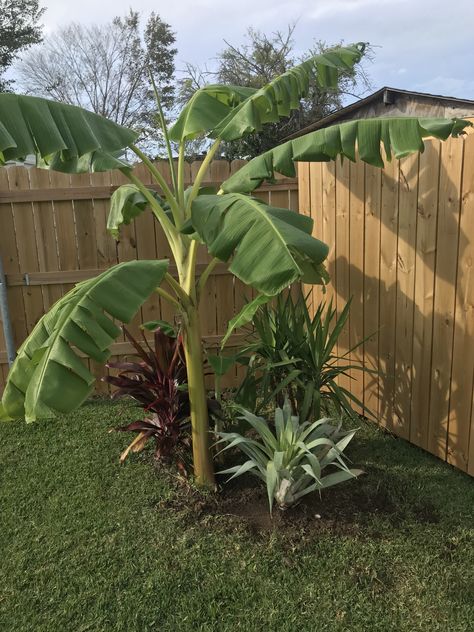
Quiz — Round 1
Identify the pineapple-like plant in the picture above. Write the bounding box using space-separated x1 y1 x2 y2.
216 400 362 512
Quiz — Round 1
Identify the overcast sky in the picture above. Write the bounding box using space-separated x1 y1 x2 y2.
17 0 474 101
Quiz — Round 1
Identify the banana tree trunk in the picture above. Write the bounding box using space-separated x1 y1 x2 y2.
182 303 215 487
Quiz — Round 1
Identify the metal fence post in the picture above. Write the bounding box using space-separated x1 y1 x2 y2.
0 252 16 366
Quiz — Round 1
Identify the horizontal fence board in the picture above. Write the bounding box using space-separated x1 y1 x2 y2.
5 262 231 287
0 179 297 205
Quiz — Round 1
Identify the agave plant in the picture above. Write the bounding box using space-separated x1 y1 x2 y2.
216 400 362 512
0 41 470 486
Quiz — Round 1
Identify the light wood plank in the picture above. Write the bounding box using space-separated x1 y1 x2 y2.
447 134 474 470
335 159 351 392
348 160 365 413
410 141 440 449
363 164 381 419
308 162 324 312
7 167 45 333
393 153 419 439
428 137 464 459
0 168 28 351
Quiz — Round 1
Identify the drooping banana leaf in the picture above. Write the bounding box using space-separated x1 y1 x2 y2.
221 294 271 348
0 260 168 422
0 93 137 171
188 194 329 295
169 85 256 142
170 43 366 142
221 116 472 193
107 184 170 238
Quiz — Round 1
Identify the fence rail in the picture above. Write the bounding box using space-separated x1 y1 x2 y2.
0 159 298 392
299 129 474 476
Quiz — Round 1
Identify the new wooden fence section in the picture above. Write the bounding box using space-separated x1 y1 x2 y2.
299 129 474 475
0 160 298 392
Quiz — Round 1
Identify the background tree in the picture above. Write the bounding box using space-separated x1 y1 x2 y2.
18 10 176 154
179 24 373 159
0 0 44 92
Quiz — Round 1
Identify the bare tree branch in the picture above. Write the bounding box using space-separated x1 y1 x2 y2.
18 10 177 155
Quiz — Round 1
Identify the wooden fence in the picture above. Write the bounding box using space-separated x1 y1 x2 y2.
299 129 474 475
0 160 298 392
3 142 474 476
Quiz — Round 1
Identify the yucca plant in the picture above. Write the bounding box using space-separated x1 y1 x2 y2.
216 400 362 512
235 292 370 421
0 39 470 486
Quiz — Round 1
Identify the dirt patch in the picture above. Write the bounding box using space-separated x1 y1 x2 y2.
155 463 420 539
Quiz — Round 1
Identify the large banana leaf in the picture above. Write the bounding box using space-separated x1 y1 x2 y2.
189 194 329 295
107 184 170 238
170 44 365 142
1 260 168 422
221 117 472 193
0 93 137 171
169 85 256 142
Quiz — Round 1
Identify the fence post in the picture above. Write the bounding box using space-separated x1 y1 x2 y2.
0 252 16 366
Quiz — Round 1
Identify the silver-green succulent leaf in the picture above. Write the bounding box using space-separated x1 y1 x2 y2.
216 399 362 513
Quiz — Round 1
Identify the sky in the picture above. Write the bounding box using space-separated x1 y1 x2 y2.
14 0 474 101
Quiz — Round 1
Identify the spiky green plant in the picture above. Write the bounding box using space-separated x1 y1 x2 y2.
216 400 362 512
233 292 371 420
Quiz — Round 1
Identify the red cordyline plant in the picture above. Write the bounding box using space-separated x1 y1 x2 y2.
104 326 192 465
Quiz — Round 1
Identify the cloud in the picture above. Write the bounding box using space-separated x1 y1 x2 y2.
308 0 409 20
16 0 474 100
415 76 474 100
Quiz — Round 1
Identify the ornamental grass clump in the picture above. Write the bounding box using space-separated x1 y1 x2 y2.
235 292 372 421
216 400 362 512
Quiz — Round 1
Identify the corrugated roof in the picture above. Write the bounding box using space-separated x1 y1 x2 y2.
285 87 474 140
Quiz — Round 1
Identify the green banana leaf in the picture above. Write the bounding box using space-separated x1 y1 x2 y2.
1 260 168 422
170 43 365 142
221 294 271 348
0 93 137 171
221 116 472 193
107 184 170 238
189 194 329 295
169 85 256 142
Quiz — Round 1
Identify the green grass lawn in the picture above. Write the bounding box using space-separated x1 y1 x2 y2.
1 399 473 632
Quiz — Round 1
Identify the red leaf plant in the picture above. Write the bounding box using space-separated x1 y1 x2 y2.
104 326 193 466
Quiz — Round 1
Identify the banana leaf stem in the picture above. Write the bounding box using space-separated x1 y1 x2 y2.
155 287 181 310
177 142 186 208
165 272 192 308
148 69 178 196
197 257 219 299
129 145 182 227
185 139 221 217
183 240 198 297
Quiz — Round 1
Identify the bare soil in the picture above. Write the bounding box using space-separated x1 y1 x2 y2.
155 463 440 539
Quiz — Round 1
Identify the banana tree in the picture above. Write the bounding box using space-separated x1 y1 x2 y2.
0 42 470 487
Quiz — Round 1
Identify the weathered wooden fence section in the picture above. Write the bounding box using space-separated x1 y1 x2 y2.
0 160 298 392
299 130 474 475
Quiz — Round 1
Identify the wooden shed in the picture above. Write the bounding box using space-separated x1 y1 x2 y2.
288 86 474 138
